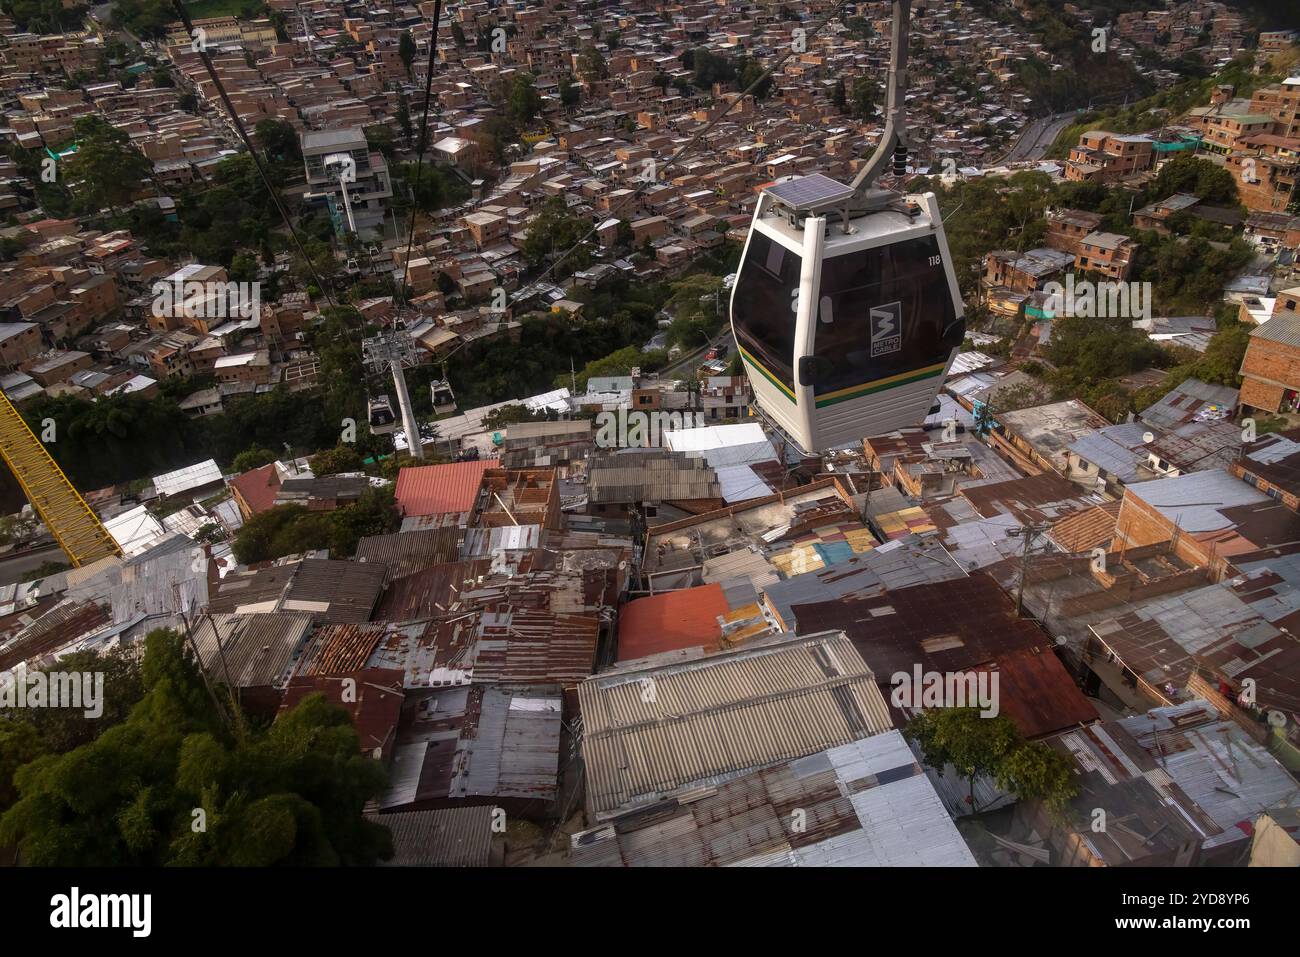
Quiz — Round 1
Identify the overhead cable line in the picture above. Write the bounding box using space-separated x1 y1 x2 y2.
166 0 337 307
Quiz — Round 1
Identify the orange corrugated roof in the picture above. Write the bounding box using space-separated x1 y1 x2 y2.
617 583 729 662
230 463 281 515
394 459 498 516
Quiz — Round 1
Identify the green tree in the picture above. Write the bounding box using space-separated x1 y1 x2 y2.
364 124 396 158
0 630 392 866
399 30 416 76
1148 155 1239 206
559 73 581 108
995 742 1079 818
0 722 47 813
232 446 277 472
905 708 1021 812
3 0 87 33
255 118 300 163
849 75 879 120
61 115 151 216
310 445 364 476
521 197 592 276
578 44 608 82
736 56 772 98
505 73 543 128
691 48 735 89
229 251 259 284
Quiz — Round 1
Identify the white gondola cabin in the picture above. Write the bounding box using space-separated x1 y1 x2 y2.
729 177 964 452
727 0 965 453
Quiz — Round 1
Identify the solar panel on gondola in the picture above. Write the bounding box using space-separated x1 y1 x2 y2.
728 0 965 454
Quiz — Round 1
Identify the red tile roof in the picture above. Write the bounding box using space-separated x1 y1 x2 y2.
617 583 729 662
394 459 498 517
229 463 281 516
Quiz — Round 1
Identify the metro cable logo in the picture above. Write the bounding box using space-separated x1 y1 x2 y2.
869 301 902 356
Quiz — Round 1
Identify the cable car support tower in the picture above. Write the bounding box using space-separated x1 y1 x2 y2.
363 329 426 461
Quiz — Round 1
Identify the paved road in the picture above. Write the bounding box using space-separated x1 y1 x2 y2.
0 544 64 587
999 111 1082 164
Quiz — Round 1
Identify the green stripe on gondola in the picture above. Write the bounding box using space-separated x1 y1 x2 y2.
737 346 796 402
814 363 946 408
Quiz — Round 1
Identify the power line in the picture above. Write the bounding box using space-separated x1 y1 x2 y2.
165 1 336 307
399 0 445 305
521 0 855 291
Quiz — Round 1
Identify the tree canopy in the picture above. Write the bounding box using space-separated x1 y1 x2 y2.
906 707 1077 814
0 629 392 866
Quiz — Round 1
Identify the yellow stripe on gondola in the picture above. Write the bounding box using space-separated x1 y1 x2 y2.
736 345 796 402
814 362 948 407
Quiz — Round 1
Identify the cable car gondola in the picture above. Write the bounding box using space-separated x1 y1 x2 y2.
430 378 457 415
368 393 397 435
728 0 964 453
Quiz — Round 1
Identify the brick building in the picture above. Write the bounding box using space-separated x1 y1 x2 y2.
1065 131 1154 183
1240 311 1300 414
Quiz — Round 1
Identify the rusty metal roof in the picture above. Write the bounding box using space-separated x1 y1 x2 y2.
1048 501 1121 553
0 599 111 672
279 668 404 758
373 559 493 623
381 684 561 809
792 573 1097 739
293 622 388 676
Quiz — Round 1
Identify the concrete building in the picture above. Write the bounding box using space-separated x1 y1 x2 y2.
302 129 392 236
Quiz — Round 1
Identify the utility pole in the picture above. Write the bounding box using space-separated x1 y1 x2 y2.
1011 519 1051 618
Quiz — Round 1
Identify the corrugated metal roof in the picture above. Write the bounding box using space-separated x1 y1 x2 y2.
763 532 966 630
794 573 1097 738
293 622 388 676
152 459 224 497
373 559 492 623
587 449 721 504
381 685 561 809
0 599 110 672
1250 311 1300 347
460 524 542 561
1118 701 1300 848
617 583 729 661
394 460 497 516
369 807 494 866
208 559 387 623
190 612 314 688
1091 547 1300 716
579 631 894 819
572 730 975 866
1048 501 1121 553
1125 469 1266 533
280 668 404 757
1139 378 1240 431
355 528 461 579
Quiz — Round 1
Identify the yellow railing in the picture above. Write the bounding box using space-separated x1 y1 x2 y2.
0 394 120 567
